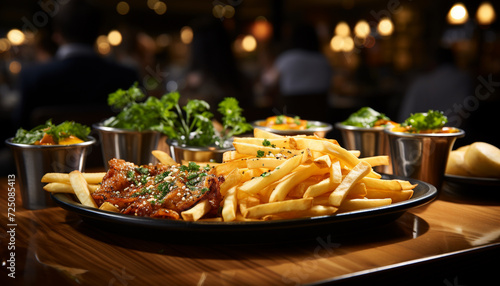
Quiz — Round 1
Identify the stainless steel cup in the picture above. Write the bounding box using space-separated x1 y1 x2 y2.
385 128 465 189
6 137 96 209
168 139 234 164
93 124 167 168
335 123 392 174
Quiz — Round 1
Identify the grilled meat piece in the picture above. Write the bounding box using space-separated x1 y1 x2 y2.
92 159 223 219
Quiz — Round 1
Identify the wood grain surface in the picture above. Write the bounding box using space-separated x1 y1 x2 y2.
1 177 500 286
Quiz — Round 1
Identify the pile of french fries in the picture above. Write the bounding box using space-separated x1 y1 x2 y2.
210 128 416 221
42 128 416 222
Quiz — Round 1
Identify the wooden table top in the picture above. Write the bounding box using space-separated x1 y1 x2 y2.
1 175 500 286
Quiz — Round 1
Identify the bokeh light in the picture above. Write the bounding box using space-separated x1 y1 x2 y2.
335 22 350 37
447 3 469 25
354 20 370 39
242 35 257 52
107 30 122 46
7 29 25 46
116 1 130 15
377 18 394 36
477 2 496 26
9 61 22 74
154 1 167 15
0 38 11 53
180 26 193 44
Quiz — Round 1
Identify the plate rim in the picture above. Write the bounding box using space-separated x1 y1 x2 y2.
50 175 437 231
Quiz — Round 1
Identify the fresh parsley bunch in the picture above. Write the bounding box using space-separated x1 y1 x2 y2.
401 110 448 133
104 83 252 147
13 119 90 144
217 97 253 145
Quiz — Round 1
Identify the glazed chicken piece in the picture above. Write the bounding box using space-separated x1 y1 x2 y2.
92 159 223 219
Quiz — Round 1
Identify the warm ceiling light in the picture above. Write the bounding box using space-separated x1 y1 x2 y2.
7 29 25 45
377 18 394 36
108 30 122 46
477 2 496 25
212 4 224 18
0 38 12 52
334 22 350 37
354 20 370 38
9 61 22 74
116 1 129 15
147 0 159 9
447 3 469 25
251 17 273 41
180 26 193 44
154 1 167 15
156 33 171 48
330 35 344 52
341 37 354 52
223 5 235 18
97 42 111 55
242 35 257 52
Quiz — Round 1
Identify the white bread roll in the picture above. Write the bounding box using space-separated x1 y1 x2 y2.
463 142 500 178
445 146 471 176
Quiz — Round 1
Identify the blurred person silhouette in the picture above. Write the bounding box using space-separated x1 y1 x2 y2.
179 17 252 118
397 45 472 128
14 0 139 129
263 22 332 122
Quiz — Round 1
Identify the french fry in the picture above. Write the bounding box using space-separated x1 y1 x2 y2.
365 189 413 203
233 137 291 149
99 202 120 212
233 142 304 158
246 157 286 169
68 171 97 208
219 168 243 197
152 150 178 166
215 158 248 176
223 150 252 162
181 200 211 221
329 161 371 207
245 198 313 219
253 128 284 139
41 172 106 184
360 155 390 167
339 198 392 212
262 205 338 220
222 186 238 221
361 177 402 191
238 153 303 194
239 196 260 217
43 182 99 193
289 137 380 179
269 163 327 202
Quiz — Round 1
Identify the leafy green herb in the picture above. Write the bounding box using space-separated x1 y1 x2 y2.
275 115 285 124
342 107 391 128
293 116 301 125
105 84 251 147
12 119 90 144
260 171 270 177
401 110 448 133
256 150 265 158
217 97 252 144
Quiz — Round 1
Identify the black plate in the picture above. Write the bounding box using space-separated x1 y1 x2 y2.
51 175 437 243
444 174 500 187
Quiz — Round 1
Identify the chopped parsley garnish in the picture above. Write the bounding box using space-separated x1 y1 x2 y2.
262 139 276 148
256 150 265 158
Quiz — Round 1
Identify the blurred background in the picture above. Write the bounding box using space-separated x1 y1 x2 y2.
1 0 499 174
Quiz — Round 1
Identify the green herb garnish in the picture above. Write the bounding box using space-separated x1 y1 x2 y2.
342 107 391 128
12 119 90 145
104 83 251 147
401 110 448 133
256 150 265 158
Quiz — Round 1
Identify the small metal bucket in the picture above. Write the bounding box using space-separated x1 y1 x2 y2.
6 137 96 209
93 124 167 168
168 139 234 164
335 123 392 174
385 128 465 189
